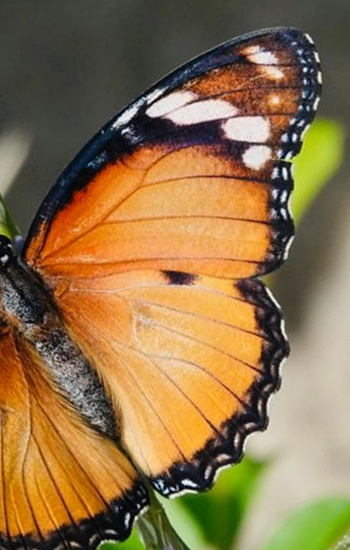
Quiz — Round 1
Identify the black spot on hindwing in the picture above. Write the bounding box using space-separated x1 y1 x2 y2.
162 271 197 286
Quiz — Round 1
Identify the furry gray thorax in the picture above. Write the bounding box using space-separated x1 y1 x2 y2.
0 240 117 439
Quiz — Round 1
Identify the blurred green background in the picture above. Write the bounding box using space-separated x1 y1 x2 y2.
0 1 348 549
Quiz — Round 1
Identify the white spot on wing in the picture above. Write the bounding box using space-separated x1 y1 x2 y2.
305 33 315 44
247 50 279 65
223 116 270 143
263 66 284 80
181 478 199 489
166 99 238 125
245 47 284 80
124 512 131 528
243 145 271 170
270 94 280 105
146 91 196 118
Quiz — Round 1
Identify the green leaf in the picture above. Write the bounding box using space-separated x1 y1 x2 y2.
292 118 345 224
99 528 143 550
169 455 267 550
160 497 208 550
261 497 350 550
0 196 21 240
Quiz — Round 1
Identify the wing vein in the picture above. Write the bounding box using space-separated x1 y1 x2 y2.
133 314 262 374
131 298 263 339
142 174 274 186
115 352 188 465
41 256 260 268
34 400 110 509
32 429 105 543
21 398 46 547
100 215 271 227
31 432 78 530
131 346 249 411
34 470 73 550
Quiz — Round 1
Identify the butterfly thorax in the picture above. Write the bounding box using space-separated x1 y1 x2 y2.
0 236 117 437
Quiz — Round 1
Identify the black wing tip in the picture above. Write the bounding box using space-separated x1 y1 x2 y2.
278 31 322 159
233 26 306 41
216 26 319 54
0 481 149 550
150 278 288 497
258 27 321 277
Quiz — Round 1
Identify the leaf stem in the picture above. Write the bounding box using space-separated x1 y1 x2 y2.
136 489 191 550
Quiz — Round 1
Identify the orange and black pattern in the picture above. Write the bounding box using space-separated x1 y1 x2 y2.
25 28 321 280
0 27 321 550
24 27 321 496
0 330 148 550
56 271 288 495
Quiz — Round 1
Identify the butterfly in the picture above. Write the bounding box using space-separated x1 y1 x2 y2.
0 26 321 550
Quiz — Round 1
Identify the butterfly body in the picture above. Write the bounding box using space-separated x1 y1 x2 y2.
0 27 321 550
0 239 116 437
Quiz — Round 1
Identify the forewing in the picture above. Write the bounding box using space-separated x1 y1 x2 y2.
23 27 321 279
0 330 148 550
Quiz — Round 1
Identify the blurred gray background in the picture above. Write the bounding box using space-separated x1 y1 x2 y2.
0 2 348 549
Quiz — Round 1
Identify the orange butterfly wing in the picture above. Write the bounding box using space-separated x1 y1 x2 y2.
22 28 321 495
27 144 278 279
55 271 287 493
0 329 147 549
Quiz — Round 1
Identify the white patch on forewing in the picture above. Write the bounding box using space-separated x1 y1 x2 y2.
166 99 238 125
146 90 196 118
245 48 284 80
262 66 284 80
223 116 270 143
243 145 271 170
247 50 279 65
